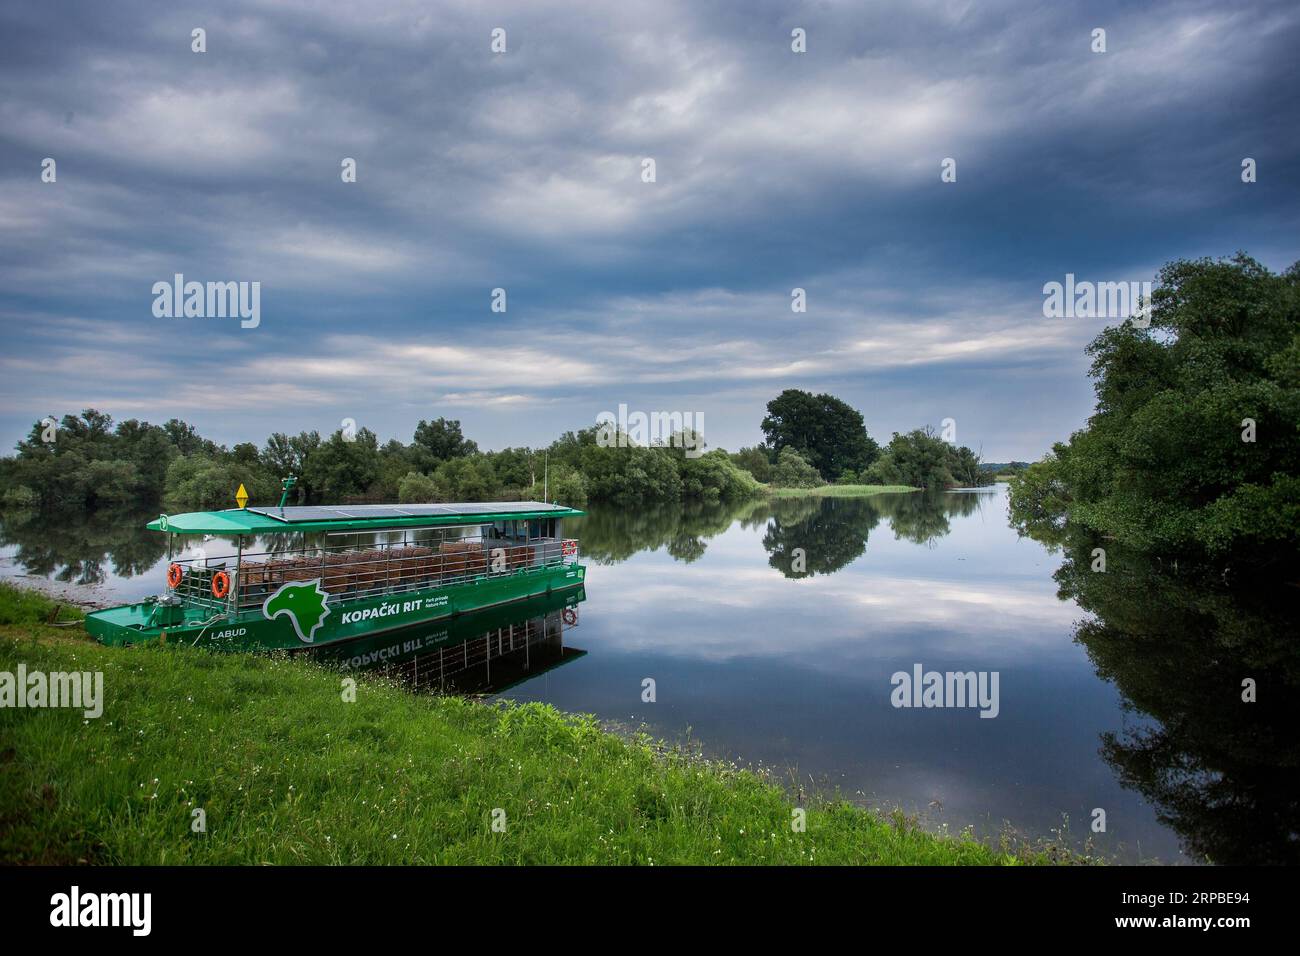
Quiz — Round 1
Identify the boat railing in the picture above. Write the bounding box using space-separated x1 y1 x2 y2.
166 536 581 614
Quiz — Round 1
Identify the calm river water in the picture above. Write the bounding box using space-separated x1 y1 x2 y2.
4 486 1295 864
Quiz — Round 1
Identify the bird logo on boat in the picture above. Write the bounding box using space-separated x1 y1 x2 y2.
262 580 331 643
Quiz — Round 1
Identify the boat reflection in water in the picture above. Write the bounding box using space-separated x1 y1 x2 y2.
305 586 587 696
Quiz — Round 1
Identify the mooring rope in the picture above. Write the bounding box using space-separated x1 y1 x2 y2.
189 612 230 646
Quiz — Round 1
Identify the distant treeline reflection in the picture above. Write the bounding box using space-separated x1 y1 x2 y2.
0 506 167 587
573 489 987 574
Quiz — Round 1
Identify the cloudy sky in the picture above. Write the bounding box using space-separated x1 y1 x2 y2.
2 0 1297 460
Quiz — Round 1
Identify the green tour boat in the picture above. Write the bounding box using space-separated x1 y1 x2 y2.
85 495 586 652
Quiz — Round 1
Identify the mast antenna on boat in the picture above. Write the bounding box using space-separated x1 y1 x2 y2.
278 476 297 514
543 451 549 503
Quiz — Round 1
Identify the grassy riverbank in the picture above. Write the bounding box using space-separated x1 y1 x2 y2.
766 484 918 498
1 583 1044 865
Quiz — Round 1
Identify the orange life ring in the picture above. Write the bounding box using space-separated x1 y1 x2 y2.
167 563 184 588
562 539 578 557
562 607 577 626
211 570 231 600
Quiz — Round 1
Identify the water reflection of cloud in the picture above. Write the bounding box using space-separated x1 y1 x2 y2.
588 559 1082 666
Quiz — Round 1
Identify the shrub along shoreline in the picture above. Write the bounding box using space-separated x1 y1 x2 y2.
0 583 1070 866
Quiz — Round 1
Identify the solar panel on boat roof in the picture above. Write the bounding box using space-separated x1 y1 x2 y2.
438 502 564 513
243 507 344 522
245 501 565 523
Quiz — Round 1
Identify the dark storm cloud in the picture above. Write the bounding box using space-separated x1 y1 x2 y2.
1 0 1297 457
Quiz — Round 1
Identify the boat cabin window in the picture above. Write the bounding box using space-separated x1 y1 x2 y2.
481 518 559 541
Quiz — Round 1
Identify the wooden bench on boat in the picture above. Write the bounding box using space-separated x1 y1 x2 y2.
239 540 539 596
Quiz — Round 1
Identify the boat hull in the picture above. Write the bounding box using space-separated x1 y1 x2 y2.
85 562 586 651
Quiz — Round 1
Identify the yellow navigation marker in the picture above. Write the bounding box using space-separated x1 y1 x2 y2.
235 483 249 509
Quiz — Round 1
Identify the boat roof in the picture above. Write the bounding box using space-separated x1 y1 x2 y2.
147 501 585 536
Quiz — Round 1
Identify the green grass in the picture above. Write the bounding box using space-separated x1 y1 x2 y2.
766 484 918 498
0 580 85 627
1 584 1042 865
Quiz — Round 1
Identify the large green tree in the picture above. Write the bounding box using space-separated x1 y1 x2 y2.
760 389 879 480
412 417 478 467
261 431 320 483
1009 254 1300 570
301 428 382 502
